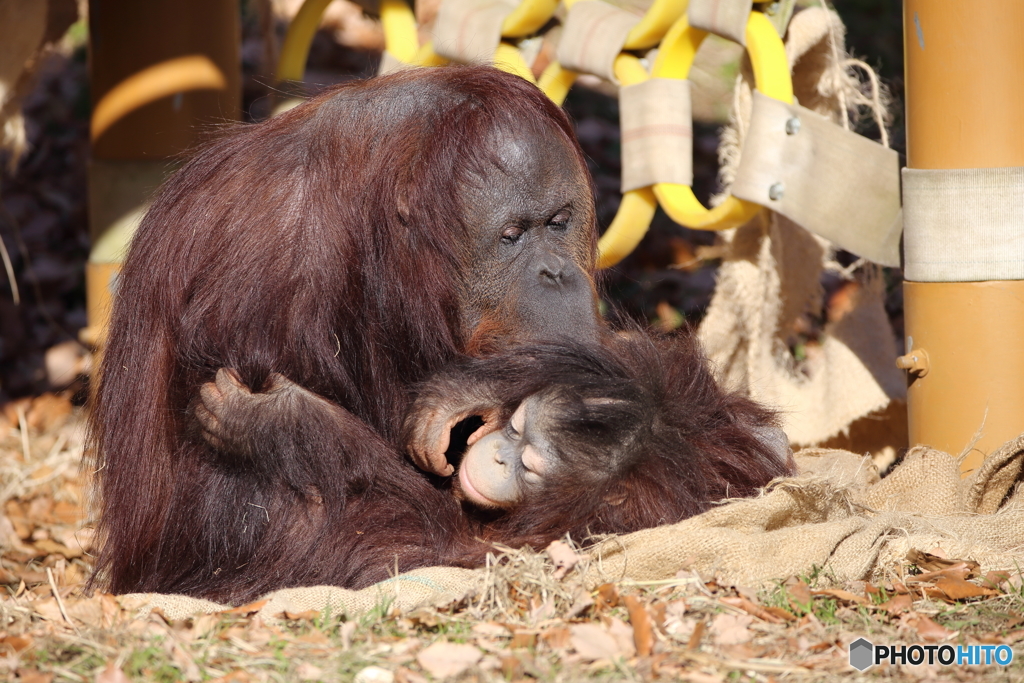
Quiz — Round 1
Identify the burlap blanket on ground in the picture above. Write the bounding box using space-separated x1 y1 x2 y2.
125 434 1024 621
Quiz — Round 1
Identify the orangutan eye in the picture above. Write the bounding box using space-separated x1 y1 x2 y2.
548 210 571 229
501 225 525 244
522 469 543 486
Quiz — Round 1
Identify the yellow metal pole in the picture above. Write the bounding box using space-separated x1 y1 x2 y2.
84 0 241 345
902 0 1024 473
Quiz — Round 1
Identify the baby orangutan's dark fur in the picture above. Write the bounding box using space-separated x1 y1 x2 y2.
196 330 794 602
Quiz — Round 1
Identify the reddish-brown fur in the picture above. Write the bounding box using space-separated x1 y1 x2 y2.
89 66 599 603
402 330 796 551
192 330 795 604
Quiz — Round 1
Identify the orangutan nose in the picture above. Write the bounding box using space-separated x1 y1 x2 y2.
537 252 566 285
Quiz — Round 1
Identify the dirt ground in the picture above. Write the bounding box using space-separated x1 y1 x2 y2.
1 402 1022 682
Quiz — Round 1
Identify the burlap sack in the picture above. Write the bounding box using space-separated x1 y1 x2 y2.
123 434 1024 619
699 7 905 447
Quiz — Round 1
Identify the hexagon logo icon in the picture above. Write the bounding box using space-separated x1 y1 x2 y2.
849 637 874 671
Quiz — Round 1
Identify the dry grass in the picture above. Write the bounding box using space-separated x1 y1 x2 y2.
1 398 1022 682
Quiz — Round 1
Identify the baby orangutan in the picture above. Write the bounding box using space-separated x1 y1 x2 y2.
195 331 795 594
401 333 794 524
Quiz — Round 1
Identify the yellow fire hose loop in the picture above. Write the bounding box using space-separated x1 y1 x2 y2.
493 42 537 83
622 0 688 50
277 0 334 82
538 61 577 105
380 0 420 63
501 0 560 38
592 54 655 269
92 55 227 141
554 0 688 267
649 11 794 231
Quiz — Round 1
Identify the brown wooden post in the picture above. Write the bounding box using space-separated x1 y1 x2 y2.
902 0 1024 473
83 0 240 345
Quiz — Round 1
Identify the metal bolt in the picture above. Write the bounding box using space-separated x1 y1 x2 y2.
767 2 780 16
785 116 801 135
768 182 784 201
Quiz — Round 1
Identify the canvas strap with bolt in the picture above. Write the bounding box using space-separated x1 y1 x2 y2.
730 91 903 267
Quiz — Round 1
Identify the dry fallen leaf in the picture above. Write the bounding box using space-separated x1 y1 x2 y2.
0 634 33 652
565 588 595 618
207 670 251 683
540 626 572 650
926 577 999 602
295 663 323 681
906 549 979 575
624 595 654 656
222 599 268 615
15 671 53 683
283 610 321 621
911 613 957 642
65 594 105 628
877 594 913 615
25 393 73 433
511 629 538 648
595 582 619 609
762 605 797 622
906 563 977 584
810 588 869 605
394 667 427 683
570 623 622 661
710 613 753 646
607 617 636 657
546 540 582 579
783 577 812 612
471 621 509 639
720 596 784 624
416 641 481 679
354 666 395 683
983 570 1012 588
96 663 131 683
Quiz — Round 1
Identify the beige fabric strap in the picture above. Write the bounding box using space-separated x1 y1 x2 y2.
687 0 753 46
556 0 641 83
731 92 902 267
902 166 1024 282
433 0 516 64
619 78 693 192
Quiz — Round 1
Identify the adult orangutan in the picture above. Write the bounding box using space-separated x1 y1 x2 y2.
90 66 602 602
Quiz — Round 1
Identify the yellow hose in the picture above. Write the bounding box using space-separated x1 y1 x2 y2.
650 11 793 231
277 0 334 82
92 55 227 141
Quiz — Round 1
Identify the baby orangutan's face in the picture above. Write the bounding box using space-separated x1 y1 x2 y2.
456 395 556 509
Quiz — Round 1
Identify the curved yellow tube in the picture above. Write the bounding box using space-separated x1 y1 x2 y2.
380 0 420 63
501 0 560 38
594 54 658 269
597 188 659 268
622 0 688 50
92 55 227 141
538 61 577 105
277 0 334 82
494 42 537 82
650 12 793 231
